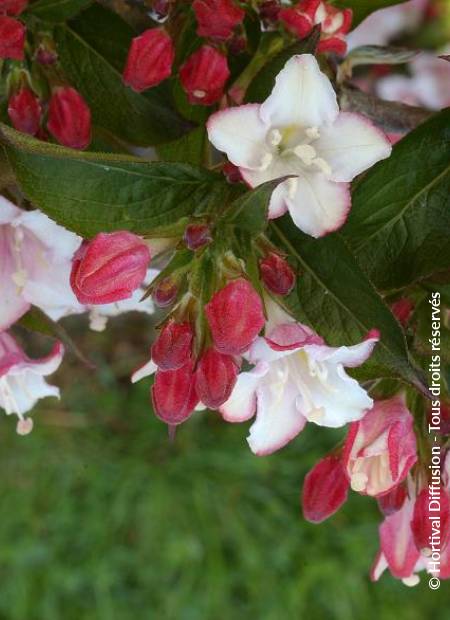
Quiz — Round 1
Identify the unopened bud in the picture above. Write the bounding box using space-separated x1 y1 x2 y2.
47 86 91 150
302 454 349 523
8 88 41 136
153 277 178 308
0 16 26 60
123 28 174 92
152 359 199 425
179 45 230 106
184 223 212 250
195 348 238 409
151 319 193 370
259 252 295 296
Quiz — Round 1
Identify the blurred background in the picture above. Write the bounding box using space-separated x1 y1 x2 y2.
1 312 449 620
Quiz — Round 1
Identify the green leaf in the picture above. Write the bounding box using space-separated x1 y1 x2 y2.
27 0 92 22
156 127 207 166
220 178 288 236
53 5 189 146
333 1 406 26
271 217 425 390
343 110 450 291
0 123 234 238
245 29 320 103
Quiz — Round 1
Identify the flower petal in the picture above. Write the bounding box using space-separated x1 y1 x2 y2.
207 104 271 170
285 172 351 238
219 362 268 422
303 332 379 368
260 54 339 129
131 359 158 383
315 112 392 182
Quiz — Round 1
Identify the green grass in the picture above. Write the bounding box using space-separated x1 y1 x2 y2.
0 319 448 618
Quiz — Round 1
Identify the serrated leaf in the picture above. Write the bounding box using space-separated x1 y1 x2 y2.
271 217 426 391
53 5 189 146
27 0 92 22
245 29 320 103
343 110 450 291
0 124 234 238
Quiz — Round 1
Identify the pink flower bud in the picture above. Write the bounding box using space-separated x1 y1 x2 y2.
279 0 319 38
8 88 41 136
259 252 295 296
411 488 450 554
0 0 28 15
391 297 415 326
377 483 407 516
302 454 349 523
0 16 25 60
258 0 281 23
193 0 245 41
184 223 212 250
70 231 151 305
195 348 238 409
152 360 199 425
151 319 193 371
123 28 174 92
205 278 265 355
47 87 91 150
223 161 243 183
152 277 178 308
343 396 417 497
179 45 230 106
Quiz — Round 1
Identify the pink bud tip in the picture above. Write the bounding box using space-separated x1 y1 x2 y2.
192 0 245 41
183 223 212 250
151 319 193 371
259 252 296 296
47 87 91 150
70 231 151 305
205 278 265 355
123 28 174 92
8 88 41 136
0 16 26 60
302 454 349 523
152 360 199 425
179 45 230 106
195 348 239 409
152 277 178 308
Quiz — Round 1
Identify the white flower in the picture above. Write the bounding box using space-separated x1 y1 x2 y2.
207 54 391 238
0 331 64 434
220 322 378 455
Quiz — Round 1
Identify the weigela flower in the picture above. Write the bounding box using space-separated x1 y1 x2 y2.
342 396 417 497
220 322 379 455
207 54 391 238
194 348 239 409
152 359 199 425
8 88 41 136
179 45 230 105
0 331 63 434
371 491 450 586
0 0 28 15
280 1 352 55
411 487 450 555
123 28 174 92
259 252 295 296
47 87 91 150
0 16 25 60
70 231 151 305
151 319 193 371
0 197 84 331
377 483 408 516
193 0 245 41
302 453 349 523
205 278 265 356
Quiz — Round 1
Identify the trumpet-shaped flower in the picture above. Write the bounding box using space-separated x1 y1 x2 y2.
207 54 391 237
0 331 64 434
220 322 378 455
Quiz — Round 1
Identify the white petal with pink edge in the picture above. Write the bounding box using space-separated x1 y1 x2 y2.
220 362 269 423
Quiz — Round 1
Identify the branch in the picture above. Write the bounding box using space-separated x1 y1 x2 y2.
339 86 433 133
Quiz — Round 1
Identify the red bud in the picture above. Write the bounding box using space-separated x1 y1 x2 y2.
152 277 178 308
0 0 28 15
377 483 407 516
152 360 199 425
123 28 174 92
151 320 193 370
47 87 91 150
193 0 245 41
8 88 41 136
179 45 230 106
223 161 243 183
411 488 450 554
205 278 265 355
184 223 212 250
195 348 238 409
259 252 295 296
70 231 151 305
0 16 25 60
302 454 349 523
391 298 415 327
